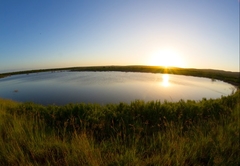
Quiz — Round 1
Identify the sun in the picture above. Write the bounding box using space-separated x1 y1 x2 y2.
148 49 184 68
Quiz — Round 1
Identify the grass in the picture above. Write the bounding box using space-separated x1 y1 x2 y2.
0 90 239 165
0 66 239 165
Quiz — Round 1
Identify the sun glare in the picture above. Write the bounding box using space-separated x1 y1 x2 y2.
148 49 184 68
162 74 169 87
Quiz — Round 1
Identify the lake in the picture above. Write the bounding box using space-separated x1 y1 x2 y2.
0 71 236 105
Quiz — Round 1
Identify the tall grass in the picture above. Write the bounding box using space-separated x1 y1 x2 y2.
0 90 239 165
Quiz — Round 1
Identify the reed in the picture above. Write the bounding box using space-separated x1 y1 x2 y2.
0 90 239 165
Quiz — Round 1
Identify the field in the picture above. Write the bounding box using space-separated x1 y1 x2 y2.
0 66 239 165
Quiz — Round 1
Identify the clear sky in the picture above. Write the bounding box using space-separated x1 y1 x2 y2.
0 0 239 73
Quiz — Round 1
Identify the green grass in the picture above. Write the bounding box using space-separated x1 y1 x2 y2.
0 90 239 165
0 65 239 165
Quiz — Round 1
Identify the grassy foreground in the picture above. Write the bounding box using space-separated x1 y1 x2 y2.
0 90 239 165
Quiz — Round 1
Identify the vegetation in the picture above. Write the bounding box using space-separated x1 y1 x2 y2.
0 90 239 165
0 65 239 86
0 66 239 165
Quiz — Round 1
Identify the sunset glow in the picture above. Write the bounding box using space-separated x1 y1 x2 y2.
0 1 238 72
148 49 185 68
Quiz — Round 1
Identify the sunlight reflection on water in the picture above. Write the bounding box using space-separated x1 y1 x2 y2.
162 74 169 87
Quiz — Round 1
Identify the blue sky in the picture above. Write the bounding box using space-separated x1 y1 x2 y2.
0 0 239 73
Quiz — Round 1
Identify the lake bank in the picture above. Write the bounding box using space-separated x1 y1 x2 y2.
0 89 239 165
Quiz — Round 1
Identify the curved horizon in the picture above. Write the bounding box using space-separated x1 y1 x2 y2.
0 65 239 74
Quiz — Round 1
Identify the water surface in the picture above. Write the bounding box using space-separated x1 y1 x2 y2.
0 71 235 105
